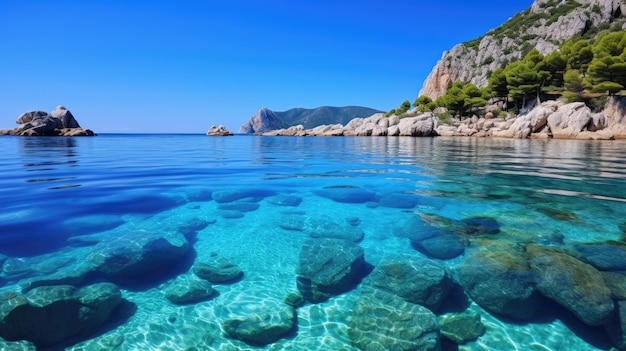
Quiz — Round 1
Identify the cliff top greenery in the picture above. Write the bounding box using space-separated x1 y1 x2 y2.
464 0 612 54
387 30 626 119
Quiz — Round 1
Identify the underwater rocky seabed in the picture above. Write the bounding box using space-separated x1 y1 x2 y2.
0 135 625 350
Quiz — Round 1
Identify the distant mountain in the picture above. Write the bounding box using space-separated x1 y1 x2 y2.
239 106 383 134
239 107 289 134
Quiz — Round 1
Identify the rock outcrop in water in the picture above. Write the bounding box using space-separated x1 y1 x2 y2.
0 105 95 136
206 125 233 136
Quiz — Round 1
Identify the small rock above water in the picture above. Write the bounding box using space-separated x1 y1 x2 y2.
206 125 234 136
1 105 95 136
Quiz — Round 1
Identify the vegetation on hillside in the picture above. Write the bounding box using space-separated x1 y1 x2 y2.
276 106 383 128
388 30 626 119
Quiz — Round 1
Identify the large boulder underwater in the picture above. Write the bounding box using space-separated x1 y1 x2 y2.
0 283 122 347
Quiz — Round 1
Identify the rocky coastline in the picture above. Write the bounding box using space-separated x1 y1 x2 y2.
258 96 626 140
0 106 95 137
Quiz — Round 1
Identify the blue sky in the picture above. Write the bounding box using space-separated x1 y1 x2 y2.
0 0 532 133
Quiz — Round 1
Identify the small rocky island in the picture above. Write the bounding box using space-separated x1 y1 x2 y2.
0 105 95 136
206 125 233 136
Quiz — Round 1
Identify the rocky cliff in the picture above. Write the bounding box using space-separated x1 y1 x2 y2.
239 106 383 134
420 0 626 100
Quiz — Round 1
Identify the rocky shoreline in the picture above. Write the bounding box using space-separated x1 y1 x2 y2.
0 106 95 137
258 96 626 140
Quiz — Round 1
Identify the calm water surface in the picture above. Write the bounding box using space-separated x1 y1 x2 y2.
0 134 625 350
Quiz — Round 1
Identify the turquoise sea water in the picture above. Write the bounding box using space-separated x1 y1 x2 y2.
0 134 625 350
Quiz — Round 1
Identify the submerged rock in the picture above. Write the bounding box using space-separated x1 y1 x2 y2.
603 271 626 300
526 244 614 326
212 189 274 204
220 297 295 345
85 229 190 281
192 253 243 283
399 215 468 259
283 293 305 308
348 288 440 351
278 215 306 231
457 241 539 320
364 255 454 312
19 264 92 292
378 193 419 209
438 313 486 344
266 195 302 207
415 213 500 238
163 275 216 304
573 242 626 272
460 216 501 236
314 186 377 204
217 201 260 212
304 216 364 242
297 238 365 303
0 283 121 347
606 300 626 351
0 337 36 350
63 215 125 237
412 233 467 260
2 258 30 277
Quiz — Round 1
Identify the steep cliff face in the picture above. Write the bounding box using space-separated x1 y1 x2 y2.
239 107 289 134
420 0 626 100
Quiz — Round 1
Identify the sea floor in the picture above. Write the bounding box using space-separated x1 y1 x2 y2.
0 135 624 350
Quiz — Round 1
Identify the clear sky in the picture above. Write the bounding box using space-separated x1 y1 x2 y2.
0 0 532 133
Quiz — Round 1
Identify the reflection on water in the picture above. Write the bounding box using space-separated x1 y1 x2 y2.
19 137 81 187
